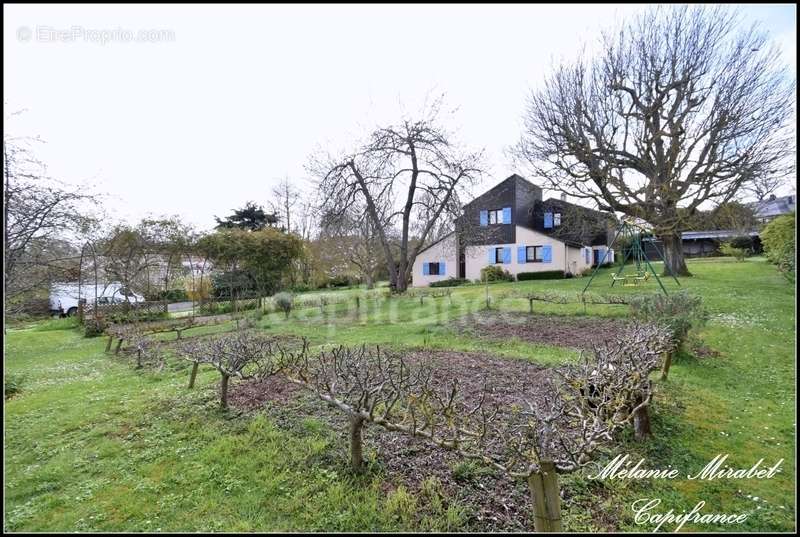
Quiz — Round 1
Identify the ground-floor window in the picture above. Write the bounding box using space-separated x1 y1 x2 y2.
526 245 543 262
428 262 441 275
494 247 504 263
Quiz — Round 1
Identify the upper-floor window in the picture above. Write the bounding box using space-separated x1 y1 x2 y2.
488 209 503 224
554 213 561 227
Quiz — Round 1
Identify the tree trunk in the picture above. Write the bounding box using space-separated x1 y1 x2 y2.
633 403 652 441
188 362 199 388
220 373 230 409
364 273 374 290
349 415 366 473
660 232 691 277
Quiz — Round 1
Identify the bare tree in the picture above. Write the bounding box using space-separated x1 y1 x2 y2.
515 5 795 276
269 177 303 234
4 134 98 317
319 203 386 289
310 97 485 292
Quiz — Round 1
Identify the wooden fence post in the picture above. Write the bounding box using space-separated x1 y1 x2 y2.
105 336 114 353
540 461 563 531
188 362 199 389
528 462 562 532
660 351 673 381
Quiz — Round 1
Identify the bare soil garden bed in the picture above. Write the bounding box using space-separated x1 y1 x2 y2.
451 310 630 351
227 349 612 531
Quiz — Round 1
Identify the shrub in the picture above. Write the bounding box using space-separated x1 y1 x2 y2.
290 283 313 293
429 277 469 288
274 292 294 318
628 290 707 350
84 316 109 338
761 213 795 282
327 275 354 288
480 265 513 282
184 277 213 301
156 288 188 301
4 373 25 399
719 241 749 261
516 270 566 281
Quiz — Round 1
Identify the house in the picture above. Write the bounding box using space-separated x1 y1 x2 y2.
412 174 617 286
749 194 796 224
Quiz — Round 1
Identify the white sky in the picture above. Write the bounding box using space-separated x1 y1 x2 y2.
4 3 797 231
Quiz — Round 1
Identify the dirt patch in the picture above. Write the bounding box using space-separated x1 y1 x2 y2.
451 310 630 351
228 349 575 531
228 375 305 411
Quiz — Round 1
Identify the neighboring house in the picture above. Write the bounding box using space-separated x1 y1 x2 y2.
642 230 762 260
749 194 796 224
412 174 617 287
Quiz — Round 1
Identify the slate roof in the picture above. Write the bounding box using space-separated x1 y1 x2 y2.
750 195 796 219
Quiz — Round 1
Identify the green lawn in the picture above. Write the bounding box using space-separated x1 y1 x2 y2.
4 257 795 531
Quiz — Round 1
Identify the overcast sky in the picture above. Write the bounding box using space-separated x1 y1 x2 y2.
4 4 797 231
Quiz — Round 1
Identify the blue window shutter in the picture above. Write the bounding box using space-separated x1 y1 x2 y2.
440 261 446 275
480 210 488 227
542 245 552 263
423 262 429 275
487 249 495 264
544 212 553 229
502 207 512 224
502 247 511 264
517 246 526 263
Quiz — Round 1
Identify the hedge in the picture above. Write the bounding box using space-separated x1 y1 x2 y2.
429 278 469 288
516 271 566 281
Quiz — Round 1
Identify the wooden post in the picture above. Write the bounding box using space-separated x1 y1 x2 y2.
114 338 123 355
220 373 230 409
105 336 114 353
540 461 563 531
355 296 360 310
528 463 562 532
188 362 199 389
660 351 673 381
528 471 550 532
420 295 424 306
349 415 365 473
529 298 534 314
136 348 143 369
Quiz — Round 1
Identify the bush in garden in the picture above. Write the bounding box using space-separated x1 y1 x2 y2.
273 292 294 318
628 291 707 353
429 277 469 287
516 270 566 281
184 276 213 301
4 373 25 399
84 315 108 338
480 265 513 282
719 241 749 261
760 213 795 282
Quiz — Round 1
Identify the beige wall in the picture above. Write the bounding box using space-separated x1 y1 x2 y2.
411 234 458 287
464 226 565 281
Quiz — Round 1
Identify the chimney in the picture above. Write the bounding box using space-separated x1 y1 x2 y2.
560 193 567 202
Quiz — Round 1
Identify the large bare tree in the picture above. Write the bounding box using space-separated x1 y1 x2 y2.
4 133 98 315
515 5 795 276
310 99 484 292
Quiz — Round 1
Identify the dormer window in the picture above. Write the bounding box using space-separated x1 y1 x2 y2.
488 209 503 224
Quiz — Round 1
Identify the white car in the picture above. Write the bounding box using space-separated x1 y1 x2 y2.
50 282 145 316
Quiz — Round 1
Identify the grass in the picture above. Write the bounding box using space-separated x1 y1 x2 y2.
4 257 795 531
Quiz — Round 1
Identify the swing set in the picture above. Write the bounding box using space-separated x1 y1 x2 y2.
582 220 680 296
